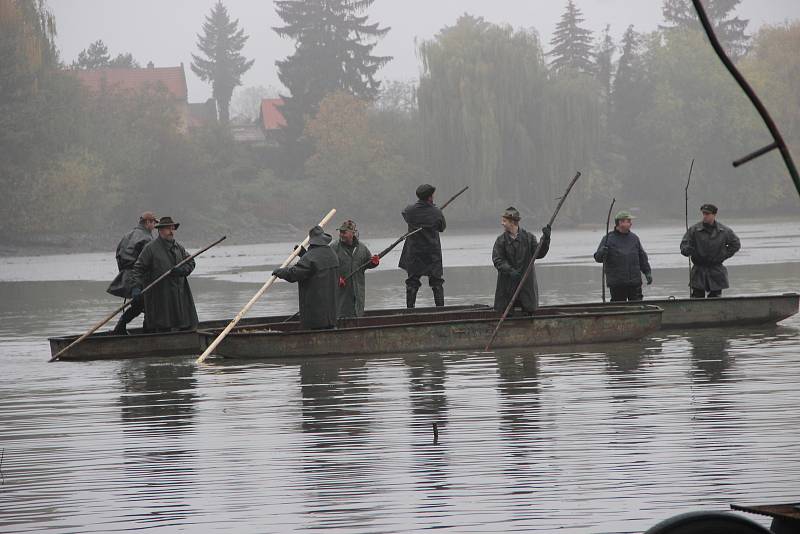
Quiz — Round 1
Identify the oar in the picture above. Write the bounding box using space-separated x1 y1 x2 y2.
343 186 470 281
484 172 581 352
49 235 227 362
685 158 694 297
197 209 337 363
601 197 615 303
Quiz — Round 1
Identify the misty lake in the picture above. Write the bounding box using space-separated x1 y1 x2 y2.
1 219 798 533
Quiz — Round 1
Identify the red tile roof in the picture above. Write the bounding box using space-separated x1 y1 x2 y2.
260 98 287 130
69 66 188 101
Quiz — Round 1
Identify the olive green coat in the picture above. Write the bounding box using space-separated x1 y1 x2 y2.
132 236 198 331
331 239 376 318
680 221 741 292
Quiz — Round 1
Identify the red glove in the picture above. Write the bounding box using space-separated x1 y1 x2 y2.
370 255 380 266
338 275 346 288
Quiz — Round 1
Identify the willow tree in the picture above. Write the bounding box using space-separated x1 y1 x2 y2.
418 15 601 220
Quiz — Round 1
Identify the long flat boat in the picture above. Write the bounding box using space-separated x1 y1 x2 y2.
48 293 797 361
196 305 662 360
560 293 799 329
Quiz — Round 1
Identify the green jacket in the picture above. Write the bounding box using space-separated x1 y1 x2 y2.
331 239 376 318
132 236 198 331
492 228 550 312
680 221 741 291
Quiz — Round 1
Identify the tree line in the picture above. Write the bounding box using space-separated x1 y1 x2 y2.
0 0 798 248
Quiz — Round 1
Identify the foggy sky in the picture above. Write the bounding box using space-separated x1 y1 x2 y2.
50 0 800 103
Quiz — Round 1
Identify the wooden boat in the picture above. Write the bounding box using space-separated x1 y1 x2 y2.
48 304 489 361
49 293 796 361
560 293 799 329
196 305 662 360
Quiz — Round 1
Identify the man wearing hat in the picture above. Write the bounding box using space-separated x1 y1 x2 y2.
331 220 380 318
399 184 447 308
131 216 199 332
594 210 652 302
680 204 740 298
273 226 339 329
492 206 551 314
107 211 157 335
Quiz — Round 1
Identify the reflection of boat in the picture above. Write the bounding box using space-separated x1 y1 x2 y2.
197 305 661 359
559 293 798 329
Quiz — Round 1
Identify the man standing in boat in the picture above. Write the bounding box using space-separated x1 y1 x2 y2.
331 220 380 318
130 216 199 332
492 207 551 314
107 211 157 335
594 210 652 301
399 184 446 308
273 226 339 329
680 204 741 298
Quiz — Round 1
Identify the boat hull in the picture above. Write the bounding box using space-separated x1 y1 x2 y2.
197 305 662 359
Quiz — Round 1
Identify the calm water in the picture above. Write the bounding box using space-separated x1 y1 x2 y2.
1 220 798 533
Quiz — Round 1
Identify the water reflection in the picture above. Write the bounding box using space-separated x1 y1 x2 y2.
687 331 733 384
298 358 377 529
117 361 198 523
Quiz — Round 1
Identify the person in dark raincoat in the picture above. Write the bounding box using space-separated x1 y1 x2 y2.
594 210 652 302
680 203 740 298
273 226 339 330
131 216 198 332
492 207 551 314
107 211 157 334
331 220 380 318
399 184 446 308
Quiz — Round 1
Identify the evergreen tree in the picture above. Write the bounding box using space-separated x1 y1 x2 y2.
108 52 139 68
661 0 749 59
72 40 110 69
594 25 615 99
191 1 254 124
273 0 391 171
610 25 644 138
548 0 594 74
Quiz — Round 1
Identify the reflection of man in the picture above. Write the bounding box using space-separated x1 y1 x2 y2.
492 207 551 314
273 226 339 330
331 220 379 318
593 210 652 302
680 204 740 298
399 184 446 308
131 216 198 332
108 211 157 335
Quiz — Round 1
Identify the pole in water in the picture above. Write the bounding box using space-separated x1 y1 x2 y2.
602 198 616 303
432 422 439 445
685 159 694 297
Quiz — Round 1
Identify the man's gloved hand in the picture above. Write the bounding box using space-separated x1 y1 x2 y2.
338 275 347 288
370 255 380 266
272 268 289 280
542 224 552 239
170 265 189 277
293 244 306 257
598 246 609 260
683 246 695 257
509 268 522 282
131 287 143 304
645 273 653 285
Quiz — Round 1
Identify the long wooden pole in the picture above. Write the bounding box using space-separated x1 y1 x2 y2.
50 235 227 362
484 172 581 351
601 197 616 303
344 186 470 281
685 158 694 296
196 209 336 363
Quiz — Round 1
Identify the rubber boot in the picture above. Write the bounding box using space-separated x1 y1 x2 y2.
432 286 444 307
406 286 418 309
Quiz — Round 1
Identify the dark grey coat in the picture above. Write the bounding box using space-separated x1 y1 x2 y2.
279 244 339 330
331 239 376 318
680 221 741 291
492 228 550 312
131 236 198 331
594 230 651 288
107 224 153 298
399 200 446 278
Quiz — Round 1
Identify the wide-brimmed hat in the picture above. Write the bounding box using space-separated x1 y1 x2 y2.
155 215 180 229
139 211 157 223
308 225 332 246
501 206 521 222
338 219 357 232
700 203 718 214
614 210 636 221
416 184 436 200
